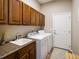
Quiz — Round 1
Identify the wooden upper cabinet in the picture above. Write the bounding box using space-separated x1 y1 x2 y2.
23 3 30 25
0 0 8 24
39 14 43 26
40 14 45 26
35 11 40 26
30 8 36 25
42 14 45 26
0 0 45 26
9 0 22 25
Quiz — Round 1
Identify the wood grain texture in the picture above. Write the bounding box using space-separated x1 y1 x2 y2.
30 8 36 25
39 13 45 26
42 14 45 26
0 0 8 24
17 41 36 59
9 0 22 25
3 41 36 59
65 52 79 59
46 48 79 59
0 0 45 26
23 3 31 25
0 0 3 20
4 52 17 59
35 11 40 26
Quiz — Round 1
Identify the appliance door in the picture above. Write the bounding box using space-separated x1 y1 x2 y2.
41 38 48 59
47 34 53 53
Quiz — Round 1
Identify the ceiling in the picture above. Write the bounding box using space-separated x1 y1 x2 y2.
38 0 71 4
38 0 54 4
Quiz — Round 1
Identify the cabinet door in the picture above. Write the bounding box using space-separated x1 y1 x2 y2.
42 14 45 26
30 8 36 25
35 11 40 26
39 14 43 26
30 48 36 59
0 0 8 24
40 14 45 26
19 53 29 59
9 0 22 25
23 3 30 25
4 52 17 59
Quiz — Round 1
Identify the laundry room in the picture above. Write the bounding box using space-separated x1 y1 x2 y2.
0 0 79 59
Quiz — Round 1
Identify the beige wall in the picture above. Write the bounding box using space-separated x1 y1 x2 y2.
0 25 40 42
40 0 72 32
41 0 79 54
72 0 79 54
0 0 41 42
21 0 40 11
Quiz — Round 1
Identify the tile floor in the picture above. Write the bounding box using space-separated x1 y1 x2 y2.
46 48 67 59
46 48 79 59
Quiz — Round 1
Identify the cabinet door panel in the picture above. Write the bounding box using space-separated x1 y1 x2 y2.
39 14 42 26
4 52 17 59
36 11 40 26
30 48 36 59
23 4 30 25
31 8 36 25
40 14 45 26
42 15 45 26
9 0 22 24
4 42 36 59
19 53 29 59
0 0 8 24
0 0 3 20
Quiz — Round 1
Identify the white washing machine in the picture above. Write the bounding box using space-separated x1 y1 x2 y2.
46 34 53 53
27 32 53 59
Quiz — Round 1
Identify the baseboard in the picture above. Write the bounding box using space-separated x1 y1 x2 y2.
53 47 73 53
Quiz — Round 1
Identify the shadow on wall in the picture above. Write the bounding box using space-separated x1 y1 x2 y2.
0 25 41 43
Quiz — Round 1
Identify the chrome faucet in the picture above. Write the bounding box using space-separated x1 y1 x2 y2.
15 32 22 39
16 35 21 39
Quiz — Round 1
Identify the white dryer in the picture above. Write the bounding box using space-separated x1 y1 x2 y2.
27 32 53 59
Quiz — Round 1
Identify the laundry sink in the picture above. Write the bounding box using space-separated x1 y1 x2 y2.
10 38 32 46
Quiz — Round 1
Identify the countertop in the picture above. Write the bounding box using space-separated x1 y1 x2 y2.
0 39 35 59
28 33 53 40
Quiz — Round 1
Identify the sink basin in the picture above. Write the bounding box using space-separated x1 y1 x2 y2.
10 38 32 46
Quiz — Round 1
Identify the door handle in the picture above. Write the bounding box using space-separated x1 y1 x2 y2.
54 32 57 35
53 30 56 35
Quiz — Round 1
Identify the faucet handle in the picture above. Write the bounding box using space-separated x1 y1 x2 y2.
16 35 21 39
0 32 5 45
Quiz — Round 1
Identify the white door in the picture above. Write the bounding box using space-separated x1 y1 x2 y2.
53 12 71 50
